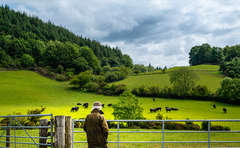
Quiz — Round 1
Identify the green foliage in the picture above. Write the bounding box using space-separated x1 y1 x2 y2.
169 67 199 96
21 54 34 67
216 77 240 104
69 70 93 89
112 91 144 120
134 70 141 75
56 65 63 74
0 5 133 72
133 64 148 73
27 106 46 125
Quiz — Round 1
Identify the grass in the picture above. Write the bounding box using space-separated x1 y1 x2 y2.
113 65 224 92
0 66 240 147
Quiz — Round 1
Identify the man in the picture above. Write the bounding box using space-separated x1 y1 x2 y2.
83 101 109 148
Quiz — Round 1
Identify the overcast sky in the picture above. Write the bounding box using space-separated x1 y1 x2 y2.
2 0 240 68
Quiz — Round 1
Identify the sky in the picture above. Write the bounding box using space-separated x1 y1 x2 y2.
2 0 240 68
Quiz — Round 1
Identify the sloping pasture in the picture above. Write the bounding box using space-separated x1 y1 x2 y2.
0 69 239 130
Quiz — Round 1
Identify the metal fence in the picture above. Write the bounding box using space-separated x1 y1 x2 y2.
72 119 240 148
0 114 53 148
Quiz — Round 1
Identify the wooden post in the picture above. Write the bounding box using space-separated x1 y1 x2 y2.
65 116 72 148
6 124 10 147
39 119 48 148
55 116 65 148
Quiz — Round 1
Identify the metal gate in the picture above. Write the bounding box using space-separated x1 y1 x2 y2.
0 114 53 148
72 119 240 148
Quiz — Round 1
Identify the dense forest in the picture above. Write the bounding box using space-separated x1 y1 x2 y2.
189 43 240 78
0 5 133 76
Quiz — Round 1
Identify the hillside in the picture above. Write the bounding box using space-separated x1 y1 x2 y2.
1 69 240 130
0 5 133 74
112 65 224 93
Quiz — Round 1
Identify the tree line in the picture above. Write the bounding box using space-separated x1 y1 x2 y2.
189 43 240 78
0 5 133 75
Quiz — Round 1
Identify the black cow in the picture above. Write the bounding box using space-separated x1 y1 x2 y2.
150 108 156 112
83 103 88 107
71 106 79 112
171 108 178 111
107 104 112 107
153 97 155 101
84 105 88 109
77 103 82 105
102 104 104 108
155 107 161 111
223 108 227 113
213 104 216 108
166 107 171 112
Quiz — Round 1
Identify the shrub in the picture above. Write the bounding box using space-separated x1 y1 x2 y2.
27 106 46 125
156 113 164 120
201 121 212 131
56 65 64 74
21 54 34 67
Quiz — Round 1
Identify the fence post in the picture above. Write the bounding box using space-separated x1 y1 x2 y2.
65 116 72 148
6 123 10 147
39 119 49 148
55 116 65 148
162 120 164 148
208 121 211 148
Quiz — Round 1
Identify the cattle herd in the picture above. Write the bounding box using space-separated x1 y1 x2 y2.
71 103 112 112
70 99 228 114
149 101 227 113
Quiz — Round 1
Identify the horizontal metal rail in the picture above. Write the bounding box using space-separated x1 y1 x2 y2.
0 141 51 145
0 126 51 128
1 135 51 139
0 114 53 118
73 119 240 148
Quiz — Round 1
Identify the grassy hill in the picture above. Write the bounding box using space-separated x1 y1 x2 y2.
112 65 224 92
0 65 239 130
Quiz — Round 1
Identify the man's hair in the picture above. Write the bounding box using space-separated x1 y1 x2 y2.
92 101 102 111
93 101 102 106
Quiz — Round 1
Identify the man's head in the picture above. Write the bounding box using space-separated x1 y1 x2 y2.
92 101 102 111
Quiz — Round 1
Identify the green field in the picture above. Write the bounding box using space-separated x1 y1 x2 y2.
0 66 240 147
113 65 224 92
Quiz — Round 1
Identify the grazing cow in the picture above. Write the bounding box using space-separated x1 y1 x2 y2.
171 108 178 111
150 108 156 112
107 104 112 107
83 103 89 107
213 104 216 108
165 107 171 112
155 107 161 111
77 103 82 105
153 97 155 101
84 105 88 109
102 104 104 108
71 106 79 112
223 108 227 113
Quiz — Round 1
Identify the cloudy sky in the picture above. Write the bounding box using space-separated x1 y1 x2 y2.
2 0 240 68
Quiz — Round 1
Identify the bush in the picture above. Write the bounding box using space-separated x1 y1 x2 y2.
156 113 164 120
56 65 64 74
201 121 211 131
21 54 34 67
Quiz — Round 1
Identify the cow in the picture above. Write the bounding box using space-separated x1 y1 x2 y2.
171 108 178 111
77 103 82 105
155 107 161 111
213 104 216 108
223 108 227 113
71 106 79 112
102 104 104 108
83 103 88 107
150 108 156 112
166 107 171 112
107 104 112 107
84 105 88 109
153 97 155 101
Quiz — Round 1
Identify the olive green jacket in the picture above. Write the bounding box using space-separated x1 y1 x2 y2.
83 109 109 148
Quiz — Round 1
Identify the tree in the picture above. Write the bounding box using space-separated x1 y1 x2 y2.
21 54 34 67
169 67 199 96
112 91 144 120
69 70 93 89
